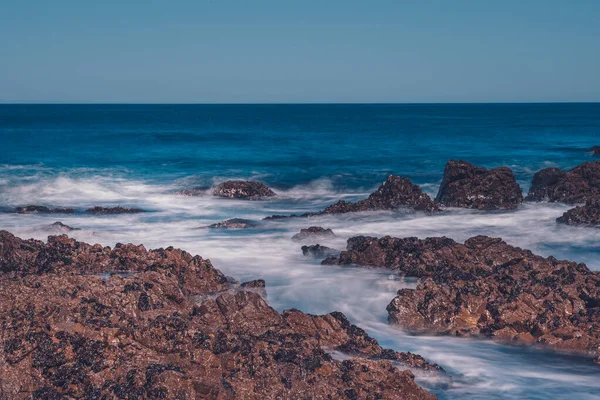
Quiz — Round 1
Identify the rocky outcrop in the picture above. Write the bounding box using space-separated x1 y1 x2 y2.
319 175 439 214
86 206 145 214
588 146 600 156
325 234 600 361
16 205 74 214
435 160 523 210
557 199 600 226
302 244 339 259
525 161 600 204
292 227 335 241
48 221 80 232
205 218 258 229
0 231 439 399
213 181 276 199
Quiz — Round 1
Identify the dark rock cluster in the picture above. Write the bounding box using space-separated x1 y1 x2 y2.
557 198 600 226
525 161 600 204
292 226 335 241
435 160 523 210
0 231 439 399
324 234 600 361
16 205 74 214
213 180 276 200
86 206 145 214
302 244 339 259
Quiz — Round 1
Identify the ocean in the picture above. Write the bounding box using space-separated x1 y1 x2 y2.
1 103 600 399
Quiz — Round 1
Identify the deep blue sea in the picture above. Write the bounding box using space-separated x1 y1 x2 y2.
2 103 600 399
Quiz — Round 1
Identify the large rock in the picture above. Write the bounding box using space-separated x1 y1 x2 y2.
213 180 276 199
435 160 523 210
292 226 335 241
557 198 600 226
0 231 439 399
525 161 600 204
324 234 600 361
319 175 439 215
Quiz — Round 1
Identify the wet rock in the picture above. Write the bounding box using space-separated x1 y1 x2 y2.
240 279 266 288
0 231 439 398
588 146 600 156
292 226 335 241
213 180 276 199
48 221 80 232
302 244 339 259
525 161 600 204
319 175 439 214
176 186 211 196
86 206 145 214
326 234 600 361
205 218 258 229
557 198 600 226
435 160 523 210
16 205 74 214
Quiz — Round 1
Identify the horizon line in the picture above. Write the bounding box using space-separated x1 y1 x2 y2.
1 101 600 106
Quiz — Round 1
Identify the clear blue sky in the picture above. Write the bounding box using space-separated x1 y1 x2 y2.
1 0 599 103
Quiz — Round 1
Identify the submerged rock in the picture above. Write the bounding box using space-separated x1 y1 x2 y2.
292 226 335 241
319 175 439 214
301 244 339 259
213 180 276 199
16 205 74 214
86 206 145 214
525 161 600 204
205 218 258 229
0 231 440 398
325 234 600 361
588 146 600 156
48 221 80 232
557 198 600 226
435 160 523 210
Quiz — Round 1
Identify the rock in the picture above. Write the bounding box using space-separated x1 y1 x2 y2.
205 218 258 229
240 279 266 288
319 175 439 214
302 244 339 259
525 161 600 204
325 234 600 361
0 231 440 398
176 186 211 196
557 198 600 226
435 160 523 210
292 227 335 241
213 180 276 199
15 205 74 214
588 146 600 156
48 221 80 232
86 206 145 214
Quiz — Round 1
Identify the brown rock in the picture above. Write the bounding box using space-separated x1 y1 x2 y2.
525 161 600 204
213 181 276 199
292 226 335 241
557 198 600 226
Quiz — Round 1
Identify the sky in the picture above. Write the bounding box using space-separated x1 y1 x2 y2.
1 0 599 103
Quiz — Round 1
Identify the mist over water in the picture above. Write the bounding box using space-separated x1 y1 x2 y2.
2 103 600 399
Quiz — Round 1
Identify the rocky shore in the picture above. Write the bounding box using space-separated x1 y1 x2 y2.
324 235 600 362
0 231 439 399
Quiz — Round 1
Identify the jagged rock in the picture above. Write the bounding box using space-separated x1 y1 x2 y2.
213 181 276 199
48 221 80 232
435 160 523 210
319 175 439 214
86 206 145 214
15 205 74 214
205 218 258 229
325 234 600 361
557 198 600 226
588 146 600 156
302 244 339 259
0 231 440 399
525 161 600 204
292 227 335 241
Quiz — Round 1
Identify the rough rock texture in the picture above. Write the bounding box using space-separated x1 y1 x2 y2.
319 176 439 214
0 231 439 399
557 199 600 226
589 146 600 156
435 160 523 210
213 181 276 200
325 234 600 360
205 218 258 229
292 227 335 241
86 206 145 214
176 186 211 196
525 161 600 204
48 221 80 232
16 206 74 214
302 244 339 259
